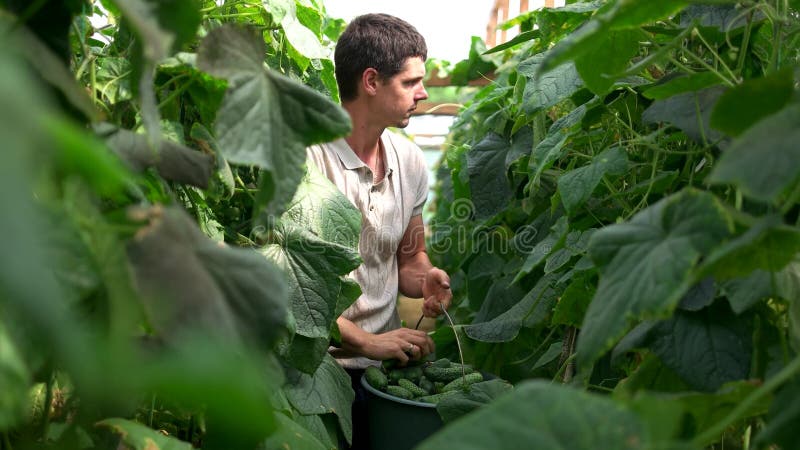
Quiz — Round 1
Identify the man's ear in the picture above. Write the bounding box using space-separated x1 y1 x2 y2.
362 68 380 96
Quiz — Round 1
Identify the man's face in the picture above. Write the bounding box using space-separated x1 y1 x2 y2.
375 56 428 128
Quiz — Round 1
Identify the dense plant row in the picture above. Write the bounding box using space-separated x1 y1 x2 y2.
426 1 800 448
0 0 364 448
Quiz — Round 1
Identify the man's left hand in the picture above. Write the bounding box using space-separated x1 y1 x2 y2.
422 267 452 317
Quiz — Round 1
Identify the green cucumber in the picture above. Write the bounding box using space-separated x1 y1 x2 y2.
431 358 451 368
365 366 388 391
385 385 414 400
442 372 484 392
398 379 428 397
388 368 405 384
418 376 435 394
423 365 476 382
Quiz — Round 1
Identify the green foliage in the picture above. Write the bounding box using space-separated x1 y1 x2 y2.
0 0 357 448
426 0 800 447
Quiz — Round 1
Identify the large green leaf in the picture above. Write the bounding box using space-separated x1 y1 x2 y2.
575 29 640 95
0 320 29 429
647 302 753 392
465 274 559 342
417 380 670 450
263 411 328 450
127 206 288 347
0 41 94 375
578 189 733 370
708 103 800 203
261 222 360 340
709 68 794 137
519 52 584 115
515 216 569 283
539 0 688 74
558 146 628 215
101 125 214 189
98 418 193 450
276 0 328 59
284 354 354 446
467 133 513 221
641 85 726 145
720 270 771 314
435 379 513 424
697 216 800 280
197 25 351 216
283 164 362 250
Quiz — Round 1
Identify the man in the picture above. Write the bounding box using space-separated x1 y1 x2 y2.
306 13 452 447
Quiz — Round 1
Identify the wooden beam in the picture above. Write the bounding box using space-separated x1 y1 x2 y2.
412 101 462 116
425 68 495 87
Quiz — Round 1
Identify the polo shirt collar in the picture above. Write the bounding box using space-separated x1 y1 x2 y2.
330 132 398 175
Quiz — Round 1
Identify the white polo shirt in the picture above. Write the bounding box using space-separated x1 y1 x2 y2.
306 130 428 369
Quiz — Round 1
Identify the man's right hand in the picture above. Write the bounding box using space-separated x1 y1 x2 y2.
337 317 434 365
361 327 434 364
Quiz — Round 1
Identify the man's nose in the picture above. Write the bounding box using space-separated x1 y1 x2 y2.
416 85 428 101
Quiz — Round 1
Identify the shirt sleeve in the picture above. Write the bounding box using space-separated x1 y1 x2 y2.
411 146 429 217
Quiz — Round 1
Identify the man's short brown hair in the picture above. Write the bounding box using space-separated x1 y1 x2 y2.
334 13 427 102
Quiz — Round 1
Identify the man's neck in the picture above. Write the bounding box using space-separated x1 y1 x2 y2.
342 101 384 160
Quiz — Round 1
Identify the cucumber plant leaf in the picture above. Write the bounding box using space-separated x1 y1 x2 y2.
575 29 640 95
0 321 28 429
467 133 514 221
284 354 354 446
261 222 360 341
641 85 726 145
709 103 800 203
435 379 514 424
710 68 794 137
519 52 584 115
102 125 214 188
528 101 592 186
578 189 733 370
697 216 800 280
417 380 674 450
646 302 753 392
97 418 193 450
261 166 361 343
558 145 628 215
127 206 289 347
197 25 351 217
465 274 559 342
264 411 328 450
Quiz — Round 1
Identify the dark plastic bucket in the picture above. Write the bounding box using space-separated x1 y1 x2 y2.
360 374 443 450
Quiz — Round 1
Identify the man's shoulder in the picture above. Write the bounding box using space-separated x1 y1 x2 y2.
383 130 425 164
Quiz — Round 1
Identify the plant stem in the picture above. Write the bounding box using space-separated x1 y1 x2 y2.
41 373 54 440
780 180 800 215
683 51 737 87
695 30 739 83
149 394 156 427
693 355 800 447
2 431 12 450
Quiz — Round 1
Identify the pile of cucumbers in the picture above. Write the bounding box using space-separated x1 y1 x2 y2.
364 358 484 404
